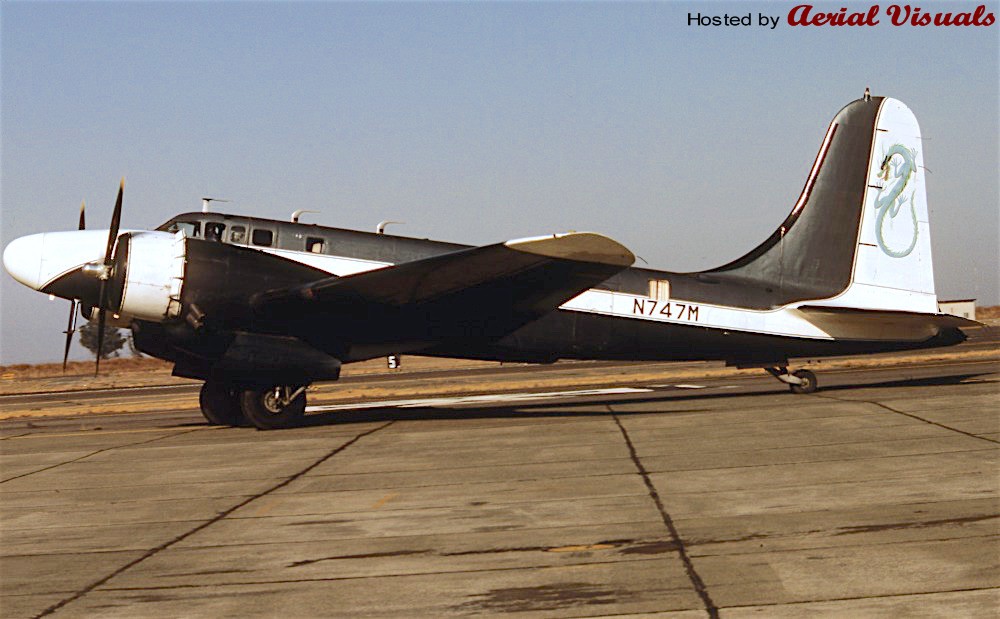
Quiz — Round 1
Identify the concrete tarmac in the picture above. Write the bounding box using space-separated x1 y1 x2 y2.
1 361 998 618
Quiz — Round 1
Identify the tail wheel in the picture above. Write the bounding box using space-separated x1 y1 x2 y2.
789 369 818 394
240 385 307 430
199 382 246 426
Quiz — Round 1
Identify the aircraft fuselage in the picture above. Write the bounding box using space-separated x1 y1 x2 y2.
135 210 962 374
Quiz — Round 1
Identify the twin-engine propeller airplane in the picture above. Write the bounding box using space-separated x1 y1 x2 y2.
3 95 978 429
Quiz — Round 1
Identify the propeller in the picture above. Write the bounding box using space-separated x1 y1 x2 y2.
94 179 125 376
61 201 86 371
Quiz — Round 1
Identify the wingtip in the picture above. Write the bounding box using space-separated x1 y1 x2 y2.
505 232 635 267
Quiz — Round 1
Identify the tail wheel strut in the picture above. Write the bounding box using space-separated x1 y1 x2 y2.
765 367 818 394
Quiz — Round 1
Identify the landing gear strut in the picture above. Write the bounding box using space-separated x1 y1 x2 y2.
765 367 818 394
238 384 308 430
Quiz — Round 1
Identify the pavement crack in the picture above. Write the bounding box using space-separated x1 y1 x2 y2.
609 405 719 619
815 394 1000 445
99 556 669 591
833 514 1000 535
0 428 202 484
289 549 428 566
31 421 394 618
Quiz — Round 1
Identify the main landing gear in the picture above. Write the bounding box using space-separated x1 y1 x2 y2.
199 382 246 426
765 367 818 394
199 381 308 429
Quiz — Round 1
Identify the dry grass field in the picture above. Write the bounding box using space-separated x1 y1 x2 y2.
978 304 1000 319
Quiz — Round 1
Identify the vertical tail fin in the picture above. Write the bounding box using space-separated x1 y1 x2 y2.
706 95 938 314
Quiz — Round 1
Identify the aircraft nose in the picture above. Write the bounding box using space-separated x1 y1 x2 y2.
3 233 45 290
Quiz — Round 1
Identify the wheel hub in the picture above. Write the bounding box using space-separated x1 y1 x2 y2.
261 385 307 414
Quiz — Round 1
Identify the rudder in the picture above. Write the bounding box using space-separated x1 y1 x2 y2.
837 97 937 313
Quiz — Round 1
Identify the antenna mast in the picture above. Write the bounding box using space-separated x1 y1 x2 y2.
202 197 230 213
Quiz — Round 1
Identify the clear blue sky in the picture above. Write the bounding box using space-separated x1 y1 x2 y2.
2 1 997 364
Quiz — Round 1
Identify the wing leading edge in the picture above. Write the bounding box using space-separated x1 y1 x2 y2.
251 232 634 358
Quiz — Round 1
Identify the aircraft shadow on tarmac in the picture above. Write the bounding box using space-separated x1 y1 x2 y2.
287 372 993 428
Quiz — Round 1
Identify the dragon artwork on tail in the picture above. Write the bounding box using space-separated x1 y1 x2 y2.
873 144 919 258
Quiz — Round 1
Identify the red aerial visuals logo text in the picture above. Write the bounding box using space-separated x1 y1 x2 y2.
788 4 996 27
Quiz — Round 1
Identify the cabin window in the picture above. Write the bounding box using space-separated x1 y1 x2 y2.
649 279 670 301
229 226 246 243
306 237 324 253
205 222 226 242
251 229 274 247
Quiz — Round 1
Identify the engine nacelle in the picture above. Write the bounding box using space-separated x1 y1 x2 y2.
107 231 186 322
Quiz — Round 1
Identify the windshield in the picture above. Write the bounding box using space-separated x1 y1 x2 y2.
164 221 201 238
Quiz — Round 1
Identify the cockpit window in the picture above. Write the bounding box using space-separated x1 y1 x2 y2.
205 222 226 242
168 221 201 238
306 237 324 253
230 225 247 243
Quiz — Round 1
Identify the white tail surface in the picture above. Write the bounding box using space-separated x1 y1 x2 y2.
815 98 938 313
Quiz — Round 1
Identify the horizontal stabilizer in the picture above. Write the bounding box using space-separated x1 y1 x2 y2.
796 305 979 341
505 233 634 266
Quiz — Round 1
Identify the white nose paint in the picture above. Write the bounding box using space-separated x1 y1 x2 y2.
3 233 45 289
2 230 125 292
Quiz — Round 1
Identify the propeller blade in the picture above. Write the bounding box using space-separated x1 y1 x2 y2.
103 178 124 265
94 302 107 376
94 268 108 376
62 300 79 372
94 179 124 375
59 201 87 373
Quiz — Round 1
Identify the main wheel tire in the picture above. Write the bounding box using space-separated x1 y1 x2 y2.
239 385 306 430
199 382 246 426
789 369 818 394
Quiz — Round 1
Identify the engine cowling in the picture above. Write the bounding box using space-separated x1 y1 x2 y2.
105 231 186 322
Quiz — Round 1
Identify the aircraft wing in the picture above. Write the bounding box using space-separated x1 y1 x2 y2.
251 232 634 353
